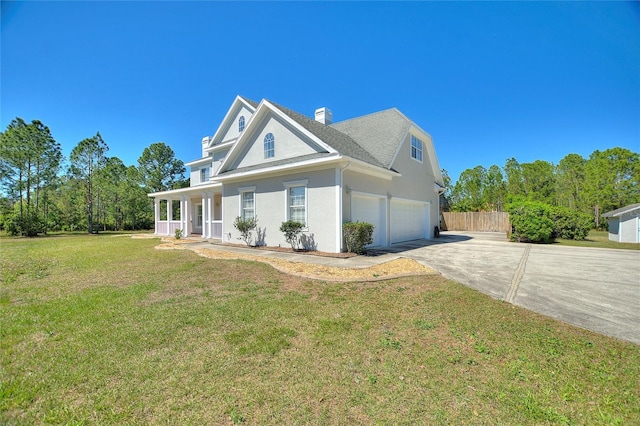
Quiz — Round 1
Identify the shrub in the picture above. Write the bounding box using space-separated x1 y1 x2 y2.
343 221 374 254
507 201 554 243
233 216 258 246
3 207 43 237
174 228 183 240
279 220 305 250
552 206 593 240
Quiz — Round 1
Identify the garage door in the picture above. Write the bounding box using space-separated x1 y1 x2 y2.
391 200 428 243
352 194 385 246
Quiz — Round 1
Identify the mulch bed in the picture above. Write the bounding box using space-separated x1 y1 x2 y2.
213 242 359 258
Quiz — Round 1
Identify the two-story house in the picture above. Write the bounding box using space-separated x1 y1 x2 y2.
148 96 445 253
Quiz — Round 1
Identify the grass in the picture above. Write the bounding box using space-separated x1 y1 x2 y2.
556 229 639 250
1 234 639 425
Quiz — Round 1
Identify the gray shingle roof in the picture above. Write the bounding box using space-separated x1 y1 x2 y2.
268 101 387 169
239 96 259 109
602 203 640 217
331 108 412 169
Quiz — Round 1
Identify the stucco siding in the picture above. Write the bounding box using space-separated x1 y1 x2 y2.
234 114 321 170
222 168 338 252
220 106 254 144
343 163 439 239
190 163 214 186
212 148 230 176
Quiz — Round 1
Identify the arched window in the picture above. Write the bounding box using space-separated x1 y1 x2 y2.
238 116 245 132
264 133 275 159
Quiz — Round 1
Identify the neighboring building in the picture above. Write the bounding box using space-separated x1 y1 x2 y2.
148 96 445 253
602 203 640 243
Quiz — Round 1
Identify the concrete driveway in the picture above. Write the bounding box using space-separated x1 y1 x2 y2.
387 232 640 345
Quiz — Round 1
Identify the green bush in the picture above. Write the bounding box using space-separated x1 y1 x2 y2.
279 220 305 250
507 201 554 243
552 206 593 240
3 206 44 237
343 221 374 254
233 216 258 246
174 228 183 240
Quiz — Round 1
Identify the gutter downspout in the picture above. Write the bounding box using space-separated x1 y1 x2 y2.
338 161 352 252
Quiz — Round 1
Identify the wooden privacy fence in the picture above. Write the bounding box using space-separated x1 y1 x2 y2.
441 212 510 232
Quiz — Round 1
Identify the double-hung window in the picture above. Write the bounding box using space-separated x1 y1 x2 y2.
264 133 275 159
284 180 308 226
411 135 423 162
240 189 255 221
200 167 210 183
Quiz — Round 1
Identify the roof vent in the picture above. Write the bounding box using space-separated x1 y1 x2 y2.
315 107 332 125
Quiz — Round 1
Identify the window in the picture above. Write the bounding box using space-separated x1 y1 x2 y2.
289 186 306 225
411 135 423 162
241 191 255 220
200 167 210 183
264 133 275 159
284 180 308 226
238 116 245 132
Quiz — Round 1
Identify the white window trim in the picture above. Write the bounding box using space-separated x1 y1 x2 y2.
238 186 256 220
264 133 275 159
410 135 423 163
283 179 308 228
200 167 210 184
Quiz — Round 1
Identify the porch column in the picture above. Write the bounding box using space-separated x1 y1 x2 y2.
166 199 173 236
179 196 185 235
206 192 213 239
201 192 209 238
184 197 192 236
154 198 160 235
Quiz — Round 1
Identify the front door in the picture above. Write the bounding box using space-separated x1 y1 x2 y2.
194 203 203 234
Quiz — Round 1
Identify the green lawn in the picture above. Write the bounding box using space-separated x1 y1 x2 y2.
556 229 639 250
1 234 638 425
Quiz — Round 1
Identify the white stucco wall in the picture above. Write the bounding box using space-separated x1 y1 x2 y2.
233 114 320 170
212 148 230 176
219 106 254 144
190 162 214 186
343 131 440 242
222 168 338 252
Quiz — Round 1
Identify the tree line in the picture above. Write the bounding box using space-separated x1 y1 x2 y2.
0 118 187 236
444 147 639 226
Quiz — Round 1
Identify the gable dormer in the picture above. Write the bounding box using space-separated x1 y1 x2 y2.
206 96 258 149
218 100 338 174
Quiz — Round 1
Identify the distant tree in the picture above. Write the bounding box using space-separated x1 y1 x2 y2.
521 160 555 204
504 157 524 200
0 118 62 235
483 165 507 211
137 142 186 193
122 166 153 229
555 153 586 210
450 165 486 211
69 132 108 234
584 147 640 224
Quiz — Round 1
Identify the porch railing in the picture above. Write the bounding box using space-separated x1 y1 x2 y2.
212 220 222 239
157 220 222 238
156 220 182 235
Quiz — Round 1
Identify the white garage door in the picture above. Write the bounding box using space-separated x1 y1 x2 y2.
391 200 428 243
352 194 385 246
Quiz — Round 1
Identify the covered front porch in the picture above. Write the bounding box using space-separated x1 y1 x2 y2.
150 185 223 239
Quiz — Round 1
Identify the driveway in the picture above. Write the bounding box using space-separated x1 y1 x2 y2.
387 232 640 345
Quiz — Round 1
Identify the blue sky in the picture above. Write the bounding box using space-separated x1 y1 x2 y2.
2 1 638 183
